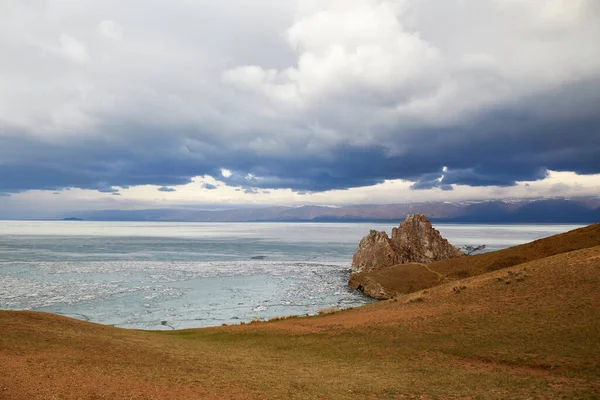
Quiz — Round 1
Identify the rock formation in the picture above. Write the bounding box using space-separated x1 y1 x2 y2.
351 214 463 274
351 230 403 273
391 214 464 264
348 273 391 300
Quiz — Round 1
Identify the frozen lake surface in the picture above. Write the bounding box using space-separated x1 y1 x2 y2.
0 221 583 329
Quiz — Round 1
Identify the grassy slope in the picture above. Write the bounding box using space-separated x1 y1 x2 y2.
349 262 442 299
351 222 600 298
1 242 600 398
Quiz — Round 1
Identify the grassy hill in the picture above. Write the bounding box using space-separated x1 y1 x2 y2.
1 226 600 399
350 222 600 299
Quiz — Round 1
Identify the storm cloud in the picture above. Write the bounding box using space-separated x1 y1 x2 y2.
1 0 599 195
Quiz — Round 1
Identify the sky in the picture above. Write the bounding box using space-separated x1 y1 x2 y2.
1 0 599 218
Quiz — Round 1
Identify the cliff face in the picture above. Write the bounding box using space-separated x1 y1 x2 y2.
351 230 402 273
351 214 462 274
390 214 464 264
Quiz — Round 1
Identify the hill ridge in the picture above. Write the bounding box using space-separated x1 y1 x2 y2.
61 197 600 223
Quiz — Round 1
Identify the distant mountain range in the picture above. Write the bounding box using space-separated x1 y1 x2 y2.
65 197 600 224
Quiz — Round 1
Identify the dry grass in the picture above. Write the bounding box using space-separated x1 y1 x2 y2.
432 222 600 278
1 225 600 399
352 222 600 298
267 314 300 322
316 306 347 315
349 262 442 298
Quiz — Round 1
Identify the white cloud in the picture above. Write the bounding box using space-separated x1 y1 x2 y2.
57 34 89 64
223 0 600 134
5 0 598 141
98 20 123 40
495 0 598 30
224 0 441 107
26 33 89 65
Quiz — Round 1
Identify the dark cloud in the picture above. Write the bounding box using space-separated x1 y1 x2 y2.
0 1 598 198
98 187 120 193
202 183 218 190
0 91 598 195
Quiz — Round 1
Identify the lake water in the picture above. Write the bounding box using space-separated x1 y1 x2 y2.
0 221 583 330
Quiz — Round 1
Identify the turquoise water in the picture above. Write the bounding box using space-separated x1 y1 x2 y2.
0 221 582 329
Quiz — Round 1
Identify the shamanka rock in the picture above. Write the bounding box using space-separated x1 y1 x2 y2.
351 214 463 273
391 213 464 264
351 230 402 273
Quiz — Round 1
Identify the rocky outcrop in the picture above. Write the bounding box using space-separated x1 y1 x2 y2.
351 214 462 274
390 214 464 264
351 230 403 273
349 215 461 299
348 273 392 300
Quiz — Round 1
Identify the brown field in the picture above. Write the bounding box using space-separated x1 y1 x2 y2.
1 225 600 399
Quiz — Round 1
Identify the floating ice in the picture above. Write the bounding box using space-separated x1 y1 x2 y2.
2 221 569 330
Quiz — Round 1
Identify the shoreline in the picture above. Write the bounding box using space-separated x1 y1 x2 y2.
2 241 599 398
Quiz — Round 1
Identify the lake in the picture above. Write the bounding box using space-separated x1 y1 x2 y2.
0 221 583 329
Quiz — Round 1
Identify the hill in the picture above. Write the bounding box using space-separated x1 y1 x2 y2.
63 197 600 223
349 222 600 299
1 226 600 398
